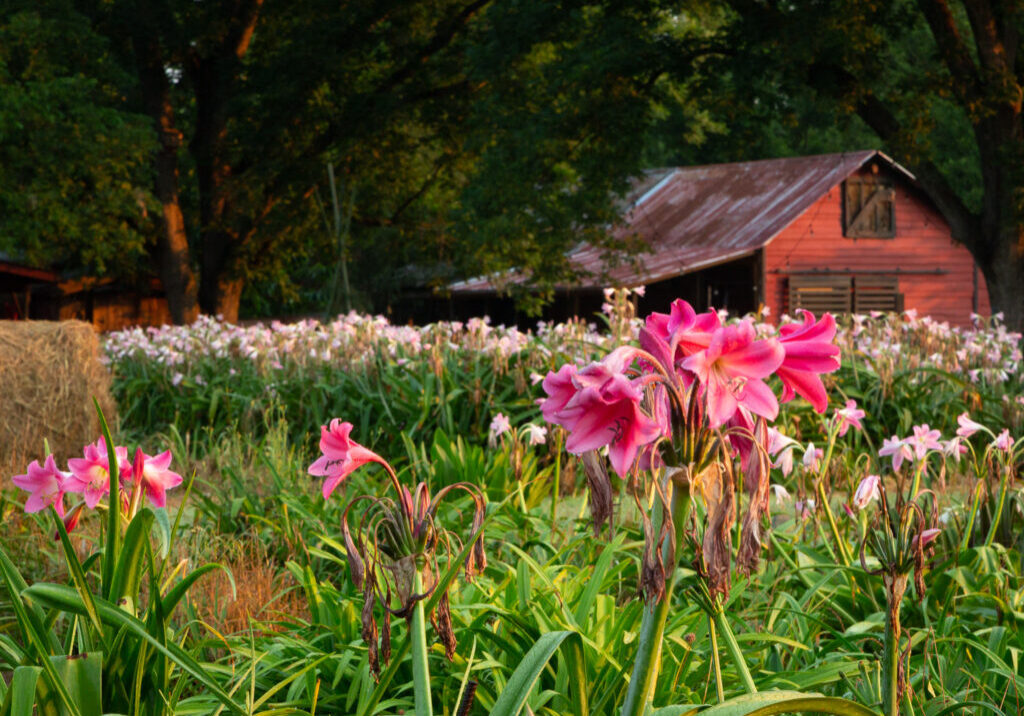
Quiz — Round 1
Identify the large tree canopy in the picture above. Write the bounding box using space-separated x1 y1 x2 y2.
8 0 691 322
5 0 1023 327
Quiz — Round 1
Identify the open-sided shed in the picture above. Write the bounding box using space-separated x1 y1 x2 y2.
450 151 989 326
0 255 171 330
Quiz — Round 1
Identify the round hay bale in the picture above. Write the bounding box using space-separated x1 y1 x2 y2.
0 320 117 477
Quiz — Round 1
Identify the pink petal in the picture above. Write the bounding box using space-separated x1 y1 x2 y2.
704 376 739 429
736 378 779 421
322 467 355 500
24 493 49 513
307 454 336 477
562 390 625 453
540 364 580 424
781 340 841 373
775 365 829 413
607 408 662 477
719 337 784 380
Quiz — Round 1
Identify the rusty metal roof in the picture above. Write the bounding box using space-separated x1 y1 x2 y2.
453 150 910 293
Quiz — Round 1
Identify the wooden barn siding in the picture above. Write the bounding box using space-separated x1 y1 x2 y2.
58 293 172 332
763 175 990 326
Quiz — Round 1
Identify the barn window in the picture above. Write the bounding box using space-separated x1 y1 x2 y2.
787 274 904 315
852 274 903 313
843 178 895 238
788 275 852 314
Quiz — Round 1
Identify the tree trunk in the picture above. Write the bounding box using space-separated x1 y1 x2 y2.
153 128 199 324
204 272 245 324
188 1 264 325
131 15 199 325
977 226 1024 332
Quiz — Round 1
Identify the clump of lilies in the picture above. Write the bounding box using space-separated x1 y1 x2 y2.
308 419 486 716
540 300 841 715
1 406 235 716
13 436 183 535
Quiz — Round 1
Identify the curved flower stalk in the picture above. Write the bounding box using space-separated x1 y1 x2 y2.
857 481 939 716
488 413 548 512
945 413 1022 548
538 299 840 715
804 400 869 568
310 420 486 716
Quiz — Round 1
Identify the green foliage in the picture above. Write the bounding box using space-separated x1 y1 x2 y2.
0 7 156 276
0 406 241 715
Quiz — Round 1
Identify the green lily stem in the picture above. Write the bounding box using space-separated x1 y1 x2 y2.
708 616 725 703
816 424 856 567
619 479 692 716
961 481 984 551
815 479 851 567
882 597 901 716
909 462 924 501
984 464 1010 547
551 431 563 540
411 569 433 716
711 602 757 695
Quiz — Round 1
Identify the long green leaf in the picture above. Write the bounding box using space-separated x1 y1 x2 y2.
160 563 233 617
0 549 82 716
49 508 108 649
23 583 245 715
651 707 702 716
696 691 878 716
50 652 102 716
488 630 585 716
573 536 620 626
0 546 59 653
931 702 1006 716
95 398 120 601
9 666 41 716
108 508 155 607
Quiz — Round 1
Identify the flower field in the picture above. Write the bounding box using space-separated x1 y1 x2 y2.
2 297 1022 716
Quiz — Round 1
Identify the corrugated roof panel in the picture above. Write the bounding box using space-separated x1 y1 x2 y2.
453 151 884 293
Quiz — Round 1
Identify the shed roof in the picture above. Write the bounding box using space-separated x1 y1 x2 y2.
452 150 914 293
0 253 60 288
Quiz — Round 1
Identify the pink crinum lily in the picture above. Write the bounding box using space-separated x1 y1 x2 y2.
776 310 841 413
853 474 881 510
908 424 942 461
545 348 662 477
641 299 721 380
879 435 913 471
131 449 184 508
681 320 785 428
314 420 486 678
66 438 130 509
834 400 866 437
308 419 391 499
956 412 985 438
12 455 68 517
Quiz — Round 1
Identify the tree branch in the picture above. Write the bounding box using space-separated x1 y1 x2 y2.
916 0 981 102
962 0 1013 74
373 0 491 97
854 90 980 250
229 0 265 59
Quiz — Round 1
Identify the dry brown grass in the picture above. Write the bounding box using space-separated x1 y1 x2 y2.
0 320 117 477
184 533 307 636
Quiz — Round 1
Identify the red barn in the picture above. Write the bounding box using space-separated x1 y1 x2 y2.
450 151 989 326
